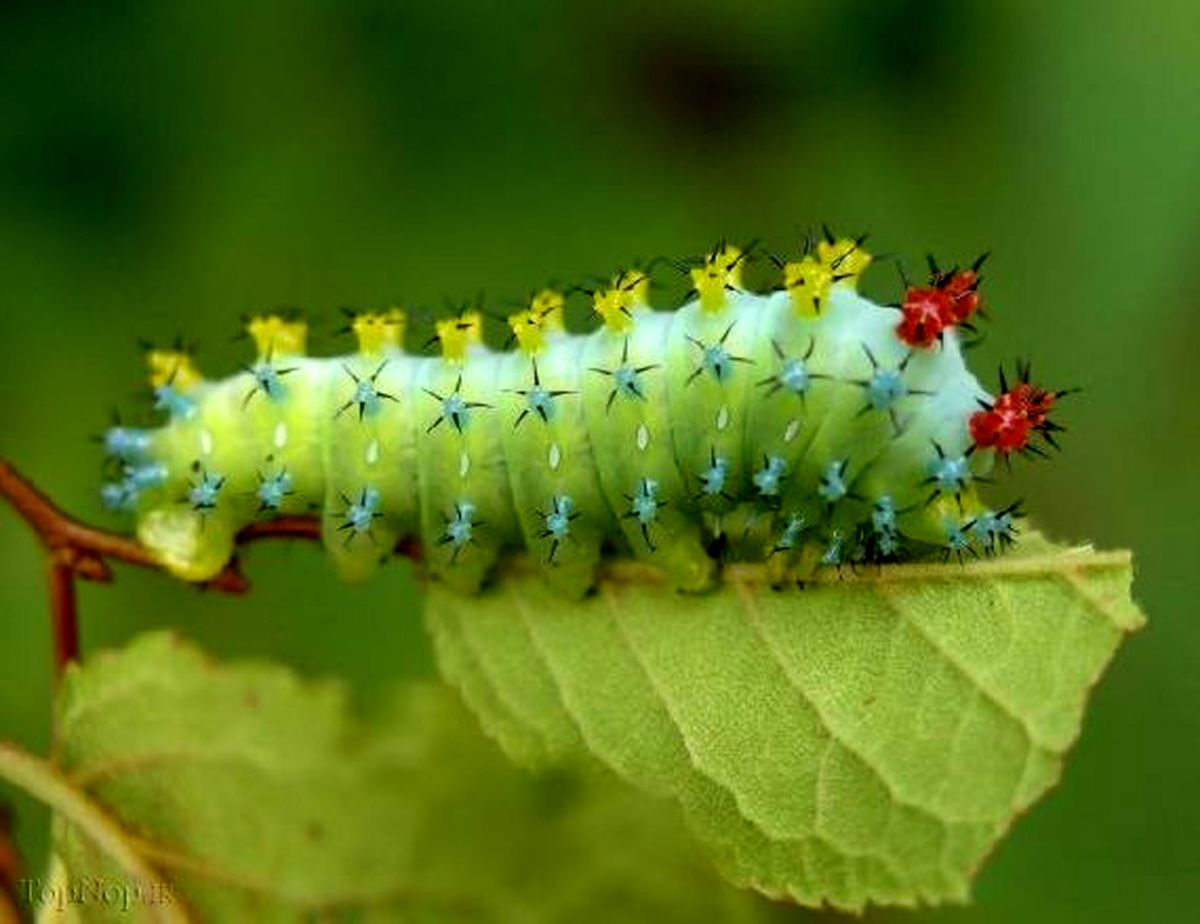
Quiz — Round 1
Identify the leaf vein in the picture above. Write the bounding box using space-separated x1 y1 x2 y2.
870 584 1053 754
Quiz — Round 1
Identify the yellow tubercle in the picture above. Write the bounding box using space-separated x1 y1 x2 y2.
508 310 544 354
690 243 745 313
593 286 632 335
594 268 653 334
529 288 566 331
147 350 202 391
509 289 566 354
816 237 873 285
247 314 307 358
436 311 484 361
614 269 651 310
353 308 406 355
783 255 834 318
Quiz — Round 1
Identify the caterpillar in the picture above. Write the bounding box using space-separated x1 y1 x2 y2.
99 235 1066 597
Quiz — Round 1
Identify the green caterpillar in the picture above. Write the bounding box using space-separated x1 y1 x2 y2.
101 237 1062 597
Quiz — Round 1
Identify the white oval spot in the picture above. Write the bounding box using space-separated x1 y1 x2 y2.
459 451 471 478
273 422 289 449
548 443 562 471
365 439 380 465
636 423 650 451
715 406 730 431
784 418 801 443
199 429 214 455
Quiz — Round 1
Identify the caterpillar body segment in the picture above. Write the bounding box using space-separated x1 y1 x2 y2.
103 237 1062 595
581 303 715 592
323 348 413 582
500 333 611 599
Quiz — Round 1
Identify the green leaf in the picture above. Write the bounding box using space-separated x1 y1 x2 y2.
425 534 1145 912
43 632 772 923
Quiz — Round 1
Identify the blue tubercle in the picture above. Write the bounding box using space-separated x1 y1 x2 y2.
943 519 973 560
443 393 470 432
188 470 225 512
257 470 294 511
699 453 730 497
441 500 477 561
341 486 382 538
153 385 197 420
353 379 382 418
703 343 734 382
630 479 660 524
760 337 816 399
779 359 810 395
104 427 152 463
340 362 396 421
526 385 557 423
753 456 788 497
972 507 1018 553
775 514 806 552
544 495 574 540
866 368 907 411
627 478 661 551
871 495 901 556
539 494 576 563
126 462 168 490
100 460 168 512
822 530 845 566
872 496 896 533
818 460 849 504
249 361 292 404
930 452 972 495
614 366 646 401
101 481 139 512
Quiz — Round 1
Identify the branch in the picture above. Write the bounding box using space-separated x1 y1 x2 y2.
0 460 419 674
0 801 21 924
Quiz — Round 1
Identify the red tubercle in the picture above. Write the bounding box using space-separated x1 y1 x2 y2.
996 381 1057 427
970 366 1067 456
969 404 1032 454
896 255 988 348
896 286 952 347
939 268 983 324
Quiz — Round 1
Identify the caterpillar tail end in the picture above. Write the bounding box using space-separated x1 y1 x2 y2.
136 507 237 582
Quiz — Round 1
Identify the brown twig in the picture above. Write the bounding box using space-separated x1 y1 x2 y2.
0 460 418 676
0 802 21 924
47 563 78 677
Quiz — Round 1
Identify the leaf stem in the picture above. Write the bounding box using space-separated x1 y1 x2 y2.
0 740 191 924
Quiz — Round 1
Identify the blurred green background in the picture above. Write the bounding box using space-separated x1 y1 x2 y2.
1 0 1196 919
